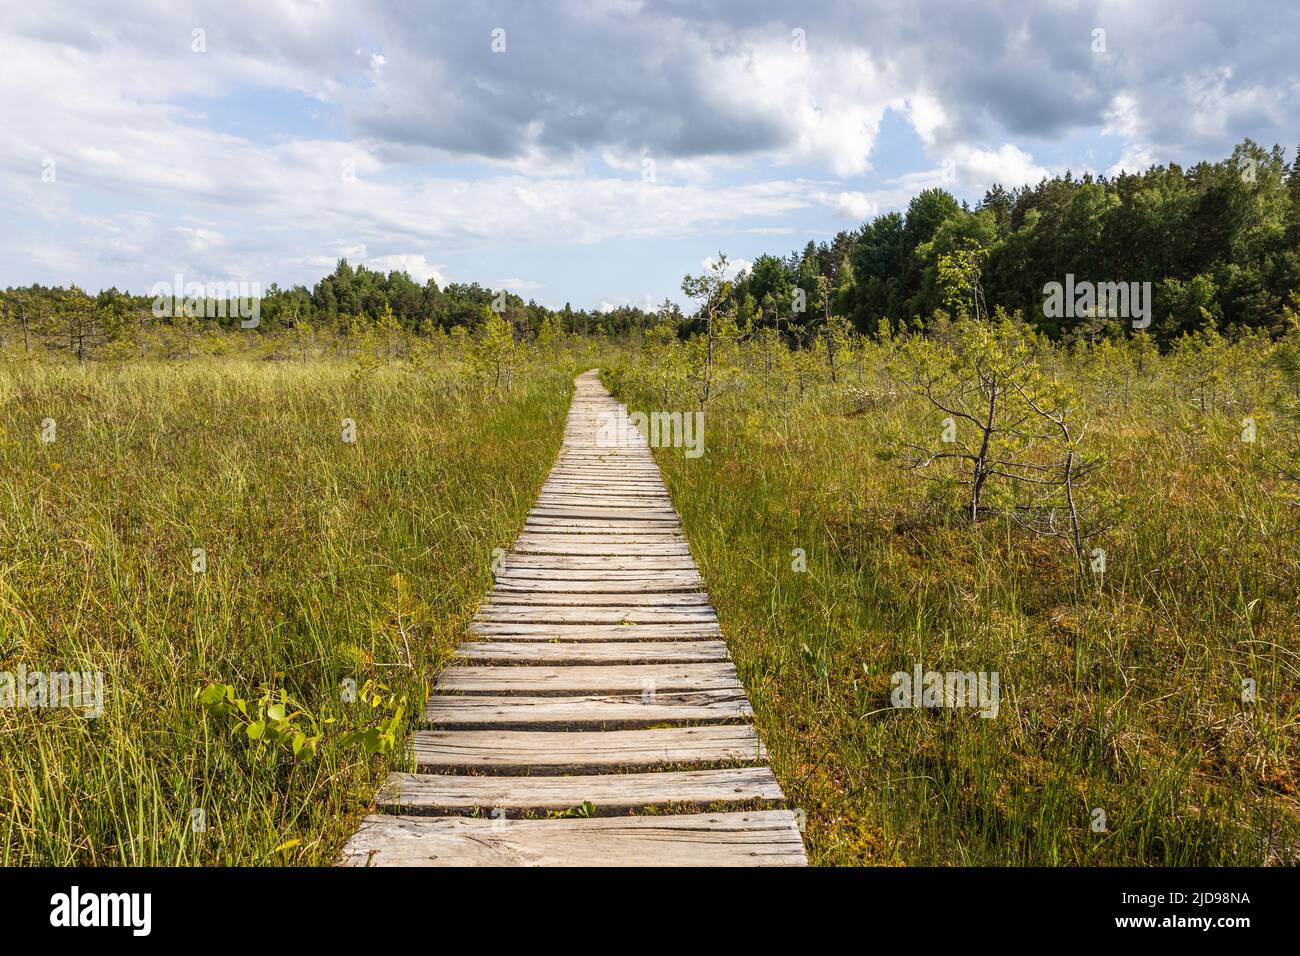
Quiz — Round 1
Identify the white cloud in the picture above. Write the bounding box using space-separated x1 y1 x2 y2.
366 254 446 286
1107 144 1162 177
175 227 224 252
497 277 543 292
813 190 879 221
906 92 948 146
697 39 897 178
702 256 753 280
946 144 1053 190
1102 93 1142 139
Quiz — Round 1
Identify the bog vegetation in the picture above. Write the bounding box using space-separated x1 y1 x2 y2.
0 330 604 864
1 138 1297 865
607 307 1299 864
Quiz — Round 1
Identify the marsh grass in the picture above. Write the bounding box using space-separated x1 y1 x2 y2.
0 356 576 864
608 337 1300 866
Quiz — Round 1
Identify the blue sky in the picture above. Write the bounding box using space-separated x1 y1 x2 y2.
1 0 1297 312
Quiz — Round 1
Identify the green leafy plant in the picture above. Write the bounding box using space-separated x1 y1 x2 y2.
339 679 408 757
197 683 326 760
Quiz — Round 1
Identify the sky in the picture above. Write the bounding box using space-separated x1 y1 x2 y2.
1 0 1297 313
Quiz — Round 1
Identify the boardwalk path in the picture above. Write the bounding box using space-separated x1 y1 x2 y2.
341 370 806 866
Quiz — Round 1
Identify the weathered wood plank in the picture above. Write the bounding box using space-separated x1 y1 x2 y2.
523 519 682 532
455 640 730 664
503 556 698 570
535 498 672 508
474 606 717 624
493 567 701 581
422 690 751 729
435 662 740 695
515 535 688 546
511 543 693 556
488 592 711 607
514 532 687 544
410 725 765 773
375 766 784 815
340 811 806 866
492 578 702 594
540 484 668 494
531 499 676 510
468 621 722 640
526 506 677 516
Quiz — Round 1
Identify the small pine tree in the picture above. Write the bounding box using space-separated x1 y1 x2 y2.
469 307 517 393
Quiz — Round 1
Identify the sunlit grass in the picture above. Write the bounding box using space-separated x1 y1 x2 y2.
0 356 575 865
608 349 1300 866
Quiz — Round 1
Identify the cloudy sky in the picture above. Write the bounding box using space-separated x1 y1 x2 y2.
2 0 1297 311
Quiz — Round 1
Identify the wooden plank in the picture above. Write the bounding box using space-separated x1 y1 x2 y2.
511 543 692 556
514 533 686 544
492 578 701 594
514 528 691 535
542 476 665 485
489 590 708 604
340 811 806 866
375 766 784 815
488 592 712 607
410 725 765 773
493 583 702 595
422 690 751 729
525 504 676 512
468 622 722 639
526 508 677 517
533 489 668 498
543 471 665 479
531 498 676 509
540 484 668 494
494 567 701 581
503 556 697 570
474 606 717 624
527 494 672 503
541 475 668 482
520 515 681 530
455 641 730 664
523 519 682 531
435 662 740 695
550 460 661 468
526 506 676 516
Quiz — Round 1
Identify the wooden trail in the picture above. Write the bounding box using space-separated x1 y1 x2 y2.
341 370 806 866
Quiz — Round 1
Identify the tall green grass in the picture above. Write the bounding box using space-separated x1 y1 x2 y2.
0 357 573 864
607 341 1299 866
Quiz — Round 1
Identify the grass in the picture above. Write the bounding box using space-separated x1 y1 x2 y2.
606 340 1300 866
0 355 576 865
2 332 1295 868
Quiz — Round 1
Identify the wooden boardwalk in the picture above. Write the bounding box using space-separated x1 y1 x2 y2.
341 371 806 866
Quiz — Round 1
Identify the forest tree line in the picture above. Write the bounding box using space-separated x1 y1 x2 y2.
720 139 1300 346
2 138 1298 361
0 266 660 361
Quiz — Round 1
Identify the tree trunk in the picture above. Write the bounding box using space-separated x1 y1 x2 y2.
1063 446 1086 574
703 309 714 403
969 385 998 523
